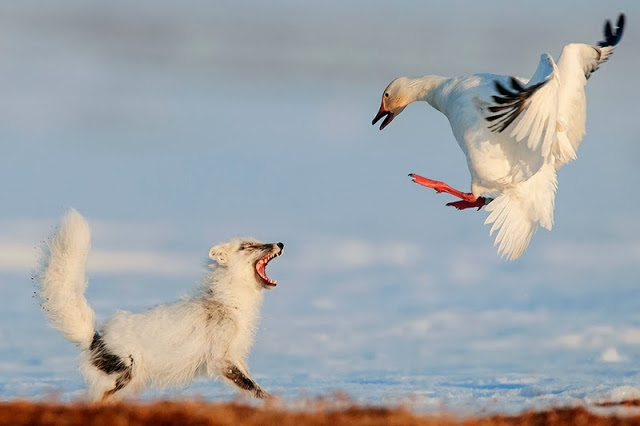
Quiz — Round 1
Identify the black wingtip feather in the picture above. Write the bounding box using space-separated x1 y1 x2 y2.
491 95 513 105
494 81 512 97
510 77 524 92
485 79 546 133
604 21 613 41
598 13 625 47
488 105 509 113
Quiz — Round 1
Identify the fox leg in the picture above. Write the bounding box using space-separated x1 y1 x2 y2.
221 362 270 399
101 364 133 401
83 333 135 402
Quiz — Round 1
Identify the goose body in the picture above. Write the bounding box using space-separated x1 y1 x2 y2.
373 15 625 260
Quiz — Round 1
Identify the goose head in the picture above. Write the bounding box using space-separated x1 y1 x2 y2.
372 77 412 130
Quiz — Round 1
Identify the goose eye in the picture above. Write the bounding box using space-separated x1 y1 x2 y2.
384 93 389 98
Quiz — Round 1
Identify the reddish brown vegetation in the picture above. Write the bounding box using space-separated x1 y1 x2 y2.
2 400 640 426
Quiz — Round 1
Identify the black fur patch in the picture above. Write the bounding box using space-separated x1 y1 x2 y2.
90 332 128 375
239 242 274 252
90 333 135 400
102 356 134 400
224 365 257 392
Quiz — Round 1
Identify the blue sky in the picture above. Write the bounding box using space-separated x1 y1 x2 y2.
1 1 639 411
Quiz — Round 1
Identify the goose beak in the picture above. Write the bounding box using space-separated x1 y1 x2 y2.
372 104 394 130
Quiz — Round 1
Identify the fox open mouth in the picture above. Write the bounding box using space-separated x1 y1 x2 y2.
255 252 279 289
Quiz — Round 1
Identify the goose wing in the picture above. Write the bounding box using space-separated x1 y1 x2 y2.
552 14 625 165
486 53 560 159
485 14 625 165
587 13 625 79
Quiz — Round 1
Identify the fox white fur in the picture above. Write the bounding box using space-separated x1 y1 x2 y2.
37 209 284 402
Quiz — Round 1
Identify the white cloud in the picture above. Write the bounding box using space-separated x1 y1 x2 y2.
546 326 640 351
547 328 610 349
0 217 196 276
291 236 422 271
88 219 180 248
385 242 423 267
1 218 423 278
548 333 583 349
0 243 39 273
600 347 624 363
0 241 196 277
541 241 640 272
621 328 640 345
335 239 373 268
87 250 195 276
446 247 495 285
0 219 52 241
1 217 180 248
312 298 336 310
381 318 431 338
380 309 544 343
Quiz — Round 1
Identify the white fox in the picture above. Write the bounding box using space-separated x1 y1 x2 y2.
37 209 283 401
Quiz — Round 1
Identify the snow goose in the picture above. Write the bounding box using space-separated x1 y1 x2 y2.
372 14 625 260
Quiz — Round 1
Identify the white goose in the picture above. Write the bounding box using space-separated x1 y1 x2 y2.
373 14 625 261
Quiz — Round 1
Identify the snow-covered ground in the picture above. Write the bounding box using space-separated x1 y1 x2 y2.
3 253 640 414
1 0 639 415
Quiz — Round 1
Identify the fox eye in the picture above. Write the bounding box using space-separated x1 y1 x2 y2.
240 243 258 251
384 93 389 97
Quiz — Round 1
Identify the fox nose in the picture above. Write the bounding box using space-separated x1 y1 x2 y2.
277 242 284 251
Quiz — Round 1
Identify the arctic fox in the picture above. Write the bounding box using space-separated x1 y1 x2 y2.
37 209 284 402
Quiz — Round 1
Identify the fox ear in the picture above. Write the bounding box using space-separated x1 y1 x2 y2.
209 244 229 265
